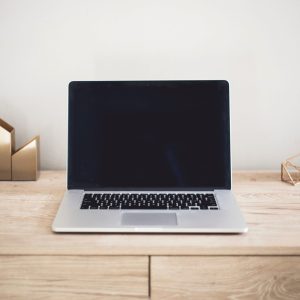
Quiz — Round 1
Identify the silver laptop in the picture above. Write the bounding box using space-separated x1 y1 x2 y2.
52 80 247 233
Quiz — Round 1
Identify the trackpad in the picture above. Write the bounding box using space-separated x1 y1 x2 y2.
122 213 177 226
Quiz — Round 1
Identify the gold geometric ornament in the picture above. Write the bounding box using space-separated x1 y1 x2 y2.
0 118 39 181
12 136 39 180
281 153 300 186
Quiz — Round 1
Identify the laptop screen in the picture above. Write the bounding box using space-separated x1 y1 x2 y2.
68 81 231 190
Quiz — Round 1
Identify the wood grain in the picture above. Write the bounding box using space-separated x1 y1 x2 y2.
0 255 149 300
0 171 300 255
151 256 300 300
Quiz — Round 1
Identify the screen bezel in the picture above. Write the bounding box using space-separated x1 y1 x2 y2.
67 80 231 191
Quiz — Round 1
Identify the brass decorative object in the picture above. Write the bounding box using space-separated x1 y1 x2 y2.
0 118 39 181
281 153 300 186
0 119 15 180
12 136 39 180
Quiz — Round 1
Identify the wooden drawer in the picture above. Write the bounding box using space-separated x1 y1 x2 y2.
0 255 149 300
151 256 300 299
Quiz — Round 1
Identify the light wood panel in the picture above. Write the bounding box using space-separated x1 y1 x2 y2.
0 255 149 300
0 171 300 255
1 171 300 299
151 256 300 300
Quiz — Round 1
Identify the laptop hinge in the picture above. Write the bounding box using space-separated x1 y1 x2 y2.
83 188 215 192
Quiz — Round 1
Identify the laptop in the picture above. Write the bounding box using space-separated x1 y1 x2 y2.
52 80 248 233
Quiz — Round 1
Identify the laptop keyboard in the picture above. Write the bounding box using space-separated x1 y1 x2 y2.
80 193 219 210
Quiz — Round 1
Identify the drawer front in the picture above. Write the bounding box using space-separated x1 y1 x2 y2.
151 256 300 300
0 255 149 300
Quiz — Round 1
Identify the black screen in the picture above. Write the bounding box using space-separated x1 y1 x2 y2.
68 81 231 190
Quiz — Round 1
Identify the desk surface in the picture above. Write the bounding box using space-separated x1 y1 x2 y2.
0 171 299 256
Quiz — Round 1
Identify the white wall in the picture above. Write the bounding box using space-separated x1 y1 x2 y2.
0 0 299 170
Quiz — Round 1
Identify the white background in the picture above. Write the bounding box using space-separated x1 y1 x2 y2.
0 0 299 170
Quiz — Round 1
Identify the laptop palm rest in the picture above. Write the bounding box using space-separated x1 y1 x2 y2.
121 213 177 226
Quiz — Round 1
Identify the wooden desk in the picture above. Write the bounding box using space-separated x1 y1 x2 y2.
0 171 299 299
